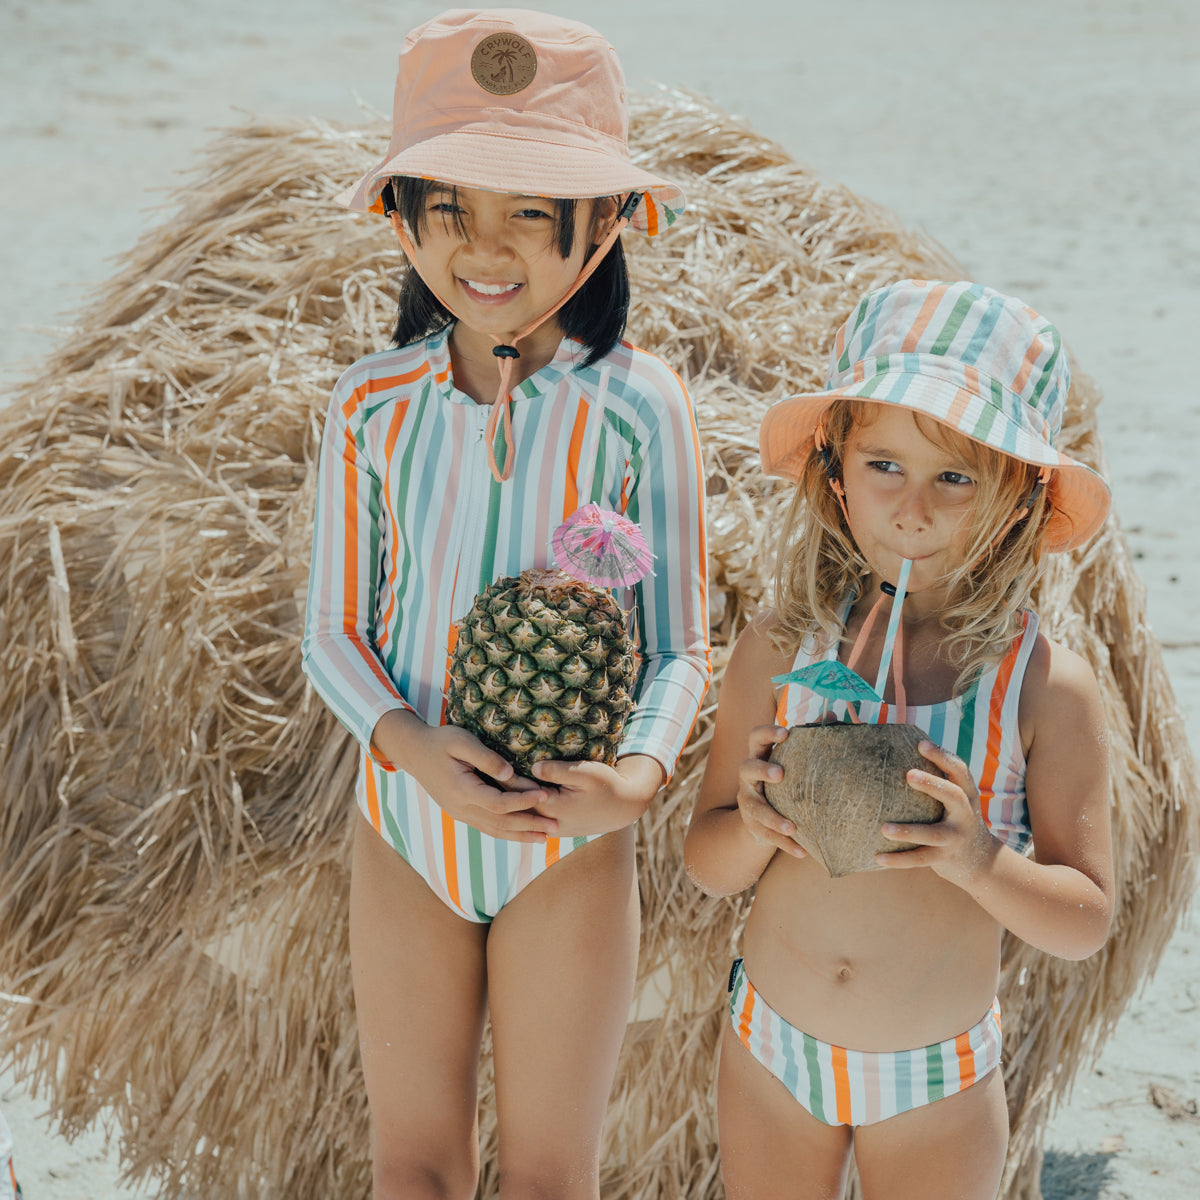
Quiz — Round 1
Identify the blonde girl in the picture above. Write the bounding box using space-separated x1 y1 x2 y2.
302 11 709 1198
685 280 1113 1200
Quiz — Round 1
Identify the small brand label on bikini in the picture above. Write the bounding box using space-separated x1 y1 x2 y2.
471 33 538 96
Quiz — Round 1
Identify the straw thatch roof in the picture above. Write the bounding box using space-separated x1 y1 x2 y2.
0 91 1196 1199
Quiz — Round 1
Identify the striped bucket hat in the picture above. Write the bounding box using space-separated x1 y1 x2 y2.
759 279 1111 552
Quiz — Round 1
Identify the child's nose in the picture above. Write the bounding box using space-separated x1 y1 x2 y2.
894 484 934 530
465 217 514 259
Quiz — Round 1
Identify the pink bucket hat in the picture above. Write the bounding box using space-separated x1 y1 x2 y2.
336 8 685 236
759 280 1112 553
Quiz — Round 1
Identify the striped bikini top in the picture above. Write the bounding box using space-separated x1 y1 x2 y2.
774 608 1039 854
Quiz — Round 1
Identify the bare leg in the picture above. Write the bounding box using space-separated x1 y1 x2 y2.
350 810 489 1200
486 827 640 1199
854 1066 1008 1200
717 1021 853 1200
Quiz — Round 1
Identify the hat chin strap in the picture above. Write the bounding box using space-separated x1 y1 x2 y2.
986 467 1050 552
386 192 641 483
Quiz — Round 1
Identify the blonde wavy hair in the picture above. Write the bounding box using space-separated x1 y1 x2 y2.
773 397 1052 692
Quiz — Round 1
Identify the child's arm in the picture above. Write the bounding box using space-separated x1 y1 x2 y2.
684 616 807 897
302 372 555 842
880 636 1114 960
532 366 710 836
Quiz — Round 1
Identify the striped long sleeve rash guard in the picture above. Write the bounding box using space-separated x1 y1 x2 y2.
302 327 711 821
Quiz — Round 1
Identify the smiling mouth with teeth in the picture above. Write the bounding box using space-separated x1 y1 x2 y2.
464 280 522 296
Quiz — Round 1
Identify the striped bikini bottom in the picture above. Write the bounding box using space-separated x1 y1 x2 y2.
727 959 1002 1127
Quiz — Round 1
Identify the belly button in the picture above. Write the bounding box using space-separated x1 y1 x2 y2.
835 962 855 983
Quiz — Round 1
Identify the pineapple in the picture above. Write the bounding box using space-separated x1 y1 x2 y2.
446 568 636 777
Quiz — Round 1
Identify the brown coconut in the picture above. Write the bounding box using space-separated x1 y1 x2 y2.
764 722 946 877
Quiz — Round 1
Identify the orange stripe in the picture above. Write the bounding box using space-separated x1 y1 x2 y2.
737 978 755 1046
364 751 382 832
563 399 590 518
978 620 1023 800
544 836 561 867
341 391 364 635
955 1030 977 1089
1010 328 1043 395
443 623 459 724
441 809 461 910
775 694 787 725
340 386 408 696
945 385 974 429
378 400 410 637
900 284 947 353
365 364 430 393
831 1044 853 1124
644 192 659 237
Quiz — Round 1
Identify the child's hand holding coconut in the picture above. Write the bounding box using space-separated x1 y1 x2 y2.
879 737 1010 886
734 723 807 861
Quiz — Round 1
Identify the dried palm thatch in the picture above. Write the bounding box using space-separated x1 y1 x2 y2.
0 91 1195 1199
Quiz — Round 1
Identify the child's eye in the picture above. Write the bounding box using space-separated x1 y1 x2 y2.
429 201 465 215
940 471 974 487
867 460 901 475
515 207 554 221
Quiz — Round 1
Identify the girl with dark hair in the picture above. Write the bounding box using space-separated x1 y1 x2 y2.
301 10 709 1198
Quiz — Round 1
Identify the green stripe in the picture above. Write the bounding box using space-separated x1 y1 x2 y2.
382 380 433 627
465 825 488 921
1028 325 1063 410
837 301 871 372
380 802 407 858
925 1043 946 1102
802 1030 828 1123
927 291 975 357
969 394 1002 444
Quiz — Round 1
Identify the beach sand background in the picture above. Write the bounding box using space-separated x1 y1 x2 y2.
1 1 1196 1196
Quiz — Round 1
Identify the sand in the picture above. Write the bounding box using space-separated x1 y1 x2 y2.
1 1 1196 1196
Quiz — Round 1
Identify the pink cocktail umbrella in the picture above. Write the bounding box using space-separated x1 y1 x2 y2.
551 503 654 588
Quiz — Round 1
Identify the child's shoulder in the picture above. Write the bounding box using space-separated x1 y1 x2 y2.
589 338 691 409
731 611 792 674
332 334 444 403
1018 626 1104 737
715 611 793 715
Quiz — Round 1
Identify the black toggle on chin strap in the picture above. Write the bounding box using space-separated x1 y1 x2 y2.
880 580 897 597
616 191 642 223
492 344 520 360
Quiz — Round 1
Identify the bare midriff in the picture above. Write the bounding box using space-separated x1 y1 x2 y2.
743 850 1002 1052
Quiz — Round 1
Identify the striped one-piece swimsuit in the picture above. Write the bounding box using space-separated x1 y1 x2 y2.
728 609 1039 1124
302 327 710 921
